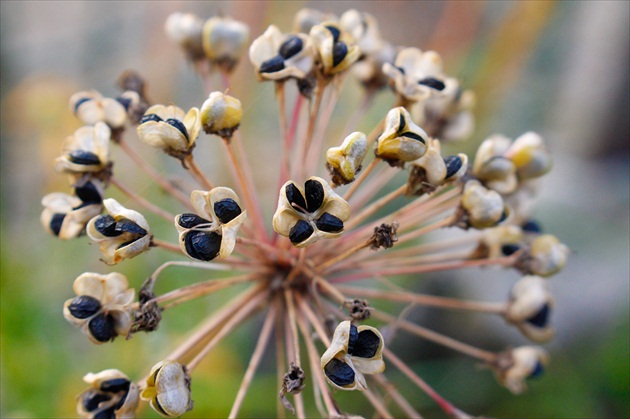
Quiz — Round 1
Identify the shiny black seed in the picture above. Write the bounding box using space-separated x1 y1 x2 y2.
332 42 348 67
140 113 163 124
304 179 324 212
501 244 520 256
153 395 169 417
324 358 355 386
94 408 117 419
289 220 313 245
74 97 91 112
325 25 341 42
279 36 303 59
115 391 128 410
400 131 426 144
522 220 543 233
260 55 285 73
418 77 446 91
184 231 222 261
82 389 112 412
444 155 463 179
350 329 380 358
95 215 121 237
347 324 358 354
68 295 101 319
50 213 66 236
315 212 343 233
117 239 135 250
116 96 132 110
498 210 508 223
75 181 102 204
527 304 550 328
88 313 117 342
100 378 130 394
69 150 101 166
178 213 210 229
397 112 406 133
529 361 544 378
286 183 307 213
165 118 189 141
114 219 147 236
396 66 406 75
214 198 242 224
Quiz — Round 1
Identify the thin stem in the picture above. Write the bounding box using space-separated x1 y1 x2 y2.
117 138 192 210
276 82 289 187
186 290 268 372
384 348 471 419
184 154 214 191
110 176 174 222
284 289 301 366
342 90 375 136
317 240 371 273
345 184 407 230
222 137 269 241
301 78 327 178
150 238 183 255
154 274 256 308
335 285 507 314
275 307 287 419
283 306 306 419
371 374 423 419
395 215 456 246
342 157 380 200
375 310 497 363
228 305 277 419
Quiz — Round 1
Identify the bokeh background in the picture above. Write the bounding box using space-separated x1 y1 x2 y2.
1 1 628 417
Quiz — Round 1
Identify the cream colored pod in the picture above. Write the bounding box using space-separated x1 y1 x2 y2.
142 360 193 418
473 134 518 195
54 122 111 175
69 90 127 129
136 105 201 158
41 190 103 240
382 47 447 103
505 275 554 342
525 234 569 277
175 187 246 261
407 138 468 195
202 15 250 73
272 176 350 247
77 369 139 418
309 22 361 75
321 321 385 391
164 12 204 60
200 91 243 138
63 272 135 344
495 346 549 395
375 107 428 166
87 198 151 265
505 131 552 180
461 180 507 229
326 131 368 185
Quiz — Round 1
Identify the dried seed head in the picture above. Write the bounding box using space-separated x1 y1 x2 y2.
344 299 372 321
326 131 368 185
199 91 243 139
369 222 399 250
279 362 305 415
129 283 162 336
141 360 193 418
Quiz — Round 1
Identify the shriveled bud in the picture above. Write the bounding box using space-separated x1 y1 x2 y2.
326 131 368 185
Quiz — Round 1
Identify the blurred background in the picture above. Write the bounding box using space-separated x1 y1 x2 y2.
1 1 628 417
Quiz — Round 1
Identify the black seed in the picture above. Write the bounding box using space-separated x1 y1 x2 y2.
178 213 210 229
88 313 117 342
350 329 380 358
286 183 307 213
444 155 463 179
325 25 341 42
75 181 102 204
50 213 66 236
347 324 358 354
165 118 189 141
527 304 550 328
214 198 242 224
115 391 128 410
140 113 163 124
315 212 343 233
69 150 101 166
396 66 406 75
184 230 222 261
529 361 544 378
522 220 543 234
68 295 102 319
323 358 355 387
397 112 406 133
116 96 132 110
82 389 112 412
153 395 169 417
289 220 314 245
74 97 92 113
95 215 120 237
279 36 303 59
117 239 136 250
501 244 520 256
94 408 117 419
304 179 324 212
332 42 348 67
114 219 147 236
400 131 426 144
498 209 508 224
100 378 130 394
418 77 446 91
260 55 285 73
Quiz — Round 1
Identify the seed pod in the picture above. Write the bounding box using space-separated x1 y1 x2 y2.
382 48 447 102
137 104 201 157
41 191 103 240
199 92 243 138
494 346 549 394
505 132 552 180
326 131 368 185
461 180 506 229
309 22 360 75
54 122 111 175
505 275 555 342
202 15 249 73
524 234 569 277
69 90 127 129
78 369 139 419
141 360 193 418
